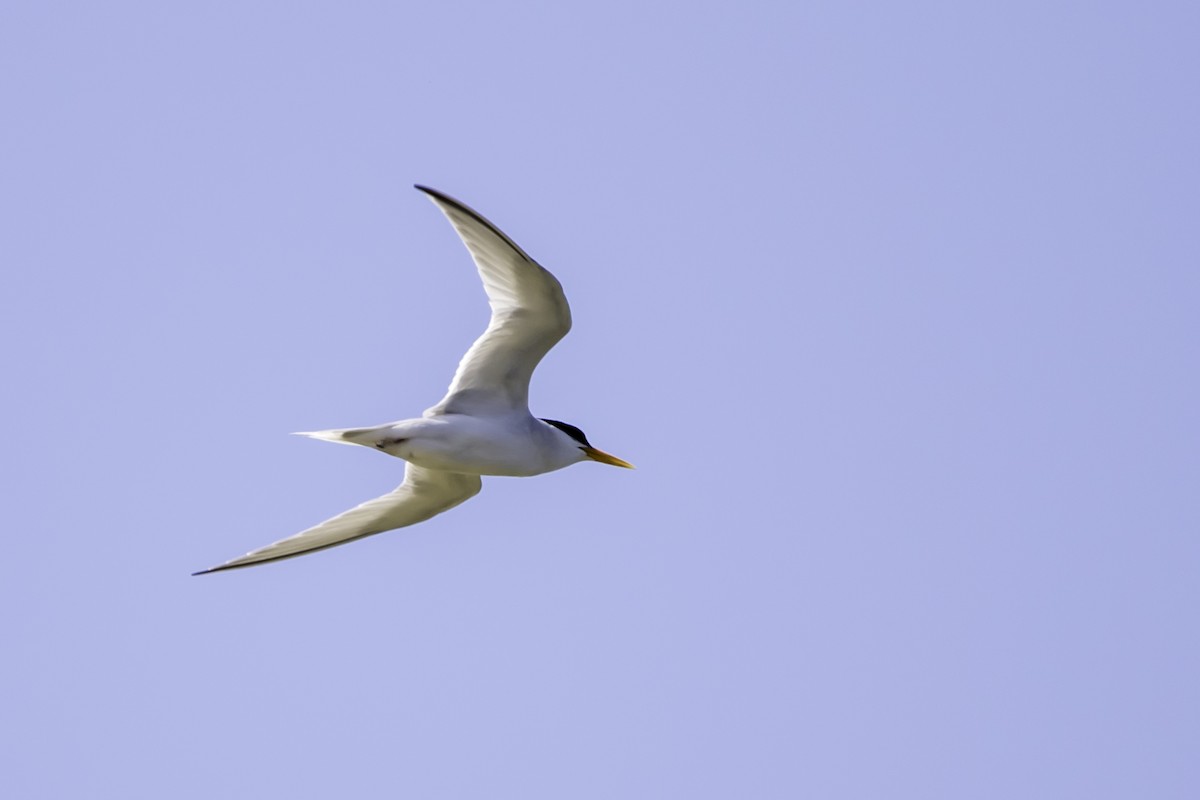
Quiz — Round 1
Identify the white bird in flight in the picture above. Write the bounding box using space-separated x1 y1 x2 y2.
195 185 633 575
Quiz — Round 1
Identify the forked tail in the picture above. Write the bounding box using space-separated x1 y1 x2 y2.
291 427 382 447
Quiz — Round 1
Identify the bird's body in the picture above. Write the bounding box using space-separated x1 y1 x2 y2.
195 186 632 575
302 413 589 477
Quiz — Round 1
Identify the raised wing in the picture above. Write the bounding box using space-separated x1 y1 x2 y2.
416 185 572 416
193 465 482 574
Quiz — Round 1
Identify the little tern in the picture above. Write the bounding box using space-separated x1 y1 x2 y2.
194 185 632 574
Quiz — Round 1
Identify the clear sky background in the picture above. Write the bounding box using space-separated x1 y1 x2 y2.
2 2 1197 798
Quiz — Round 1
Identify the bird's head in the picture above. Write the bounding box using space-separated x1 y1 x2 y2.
541 418 634 469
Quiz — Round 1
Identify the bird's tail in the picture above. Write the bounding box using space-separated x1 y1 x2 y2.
292 427 382 447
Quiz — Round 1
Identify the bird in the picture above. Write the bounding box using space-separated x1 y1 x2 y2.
194 185 633 575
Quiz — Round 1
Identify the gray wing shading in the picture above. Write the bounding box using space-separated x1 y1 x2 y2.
416 185 572 416
193 465 482 574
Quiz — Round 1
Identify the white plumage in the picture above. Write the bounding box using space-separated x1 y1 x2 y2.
195 186 631 574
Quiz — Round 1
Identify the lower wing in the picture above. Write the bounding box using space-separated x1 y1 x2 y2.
194 465 482 574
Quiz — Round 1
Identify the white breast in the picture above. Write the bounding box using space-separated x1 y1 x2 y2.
387 415 578 477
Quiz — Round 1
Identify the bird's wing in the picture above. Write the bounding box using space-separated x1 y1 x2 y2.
194 465 482 574
416 185 572 416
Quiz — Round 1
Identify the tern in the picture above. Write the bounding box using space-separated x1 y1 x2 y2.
194 185 633 575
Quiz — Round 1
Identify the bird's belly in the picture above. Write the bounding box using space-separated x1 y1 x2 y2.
393 425 553 477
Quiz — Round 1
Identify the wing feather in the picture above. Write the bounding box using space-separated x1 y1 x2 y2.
416 186 571 415
194 465 481 574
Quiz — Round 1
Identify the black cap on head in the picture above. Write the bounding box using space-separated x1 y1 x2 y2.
540 418 591 447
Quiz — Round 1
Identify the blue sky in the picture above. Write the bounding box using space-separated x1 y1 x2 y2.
2 2 1197 797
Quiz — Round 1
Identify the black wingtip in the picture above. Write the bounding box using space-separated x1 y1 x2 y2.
414 184 462 208
192 563 236 576
412 184 536 262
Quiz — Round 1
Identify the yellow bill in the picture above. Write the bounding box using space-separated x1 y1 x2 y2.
583 446 635 469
